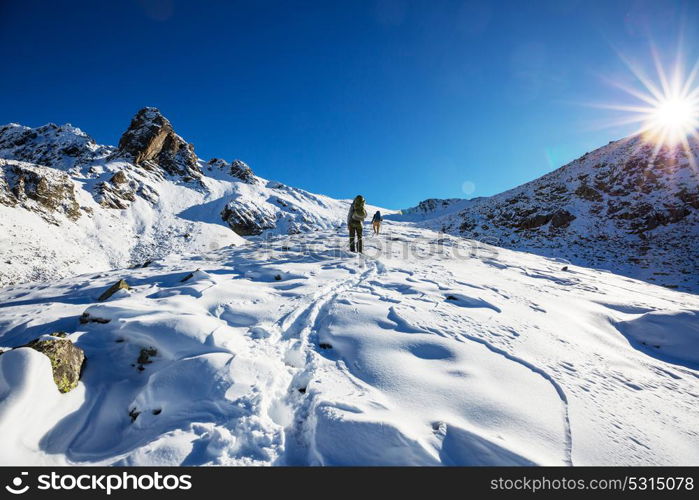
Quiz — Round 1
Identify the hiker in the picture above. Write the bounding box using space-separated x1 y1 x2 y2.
347 195 367 252
372 210 382 235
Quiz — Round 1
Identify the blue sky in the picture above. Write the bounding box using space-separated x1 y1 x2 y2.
1 0 697 208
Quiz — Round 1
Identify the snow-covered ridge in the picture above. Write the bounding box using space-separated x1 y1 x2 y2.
397 135 699 292
0 108 358 286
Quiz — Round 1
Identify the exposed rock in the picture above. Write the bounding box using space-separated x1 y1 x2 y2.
137 347 157 365
80 312 111 324
221 203 276 236
23 337 85 393
404 198 464 215
0 122 112 170
229 159 256 184
96 180 136 209
550 210 576 229
677 188 699 209
129 407 141 422
180 270 199 282
0 160 81 220
136 347 157 371
110 170 127 184
0 168 16 206
205 158 257 184
518 213 551 230
98 279 131 301
405 135 699 291
113 107 201 179
574 184 603 202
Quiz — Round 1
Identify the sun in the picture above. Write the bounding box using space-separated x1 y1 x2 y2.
646 96 699 145
592 47 699 152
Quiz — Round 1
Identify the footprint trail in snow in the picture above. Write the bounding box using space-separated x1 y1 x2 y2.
0 222 697 465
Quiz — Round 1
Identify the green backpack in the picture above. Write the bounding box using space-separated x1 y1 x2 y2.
352 196 367 221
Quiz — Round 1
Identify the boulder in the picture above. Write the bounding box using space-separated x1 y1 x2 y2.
98 279 131 301
23 337 85 393
550 210 576 229
80 312 111 324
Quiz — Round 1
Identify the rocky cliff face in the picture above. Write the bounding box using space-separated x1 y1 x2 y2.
113 107 201 180
0 160 81 222
400 135 699 291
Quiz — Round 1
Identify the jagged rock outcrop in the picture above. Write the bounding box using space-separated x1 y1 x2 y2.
221 203 276 236
0 160 81 221
205 158 258 184
229 159 256 184
113 107 201 180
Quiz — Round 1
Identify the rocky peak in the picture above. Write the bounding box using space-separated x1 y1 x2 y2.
230 159 256 184
0 122 110 170
113 107 201 180
205 158 257 184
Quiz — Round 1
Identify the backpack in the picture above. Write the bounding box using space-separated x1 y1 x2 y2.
351 198 367 222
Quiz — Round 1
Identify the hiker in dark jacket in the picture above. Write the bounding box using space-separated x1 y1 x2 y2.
372 210 382 235
347 195 367 252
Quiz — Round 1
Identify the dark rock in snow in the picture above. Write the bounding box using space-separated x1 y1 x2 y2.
229 159 257 184
23 337 85 393
80 311 111 324
0 161 81 220
137 347 157 370
550 210 576 229
129 407 140 422
98 279 131 301
221 203 276 236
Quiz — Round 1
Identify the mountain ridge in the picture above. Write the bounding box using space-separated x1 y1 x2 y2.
395 134 699 292
0 108 358 286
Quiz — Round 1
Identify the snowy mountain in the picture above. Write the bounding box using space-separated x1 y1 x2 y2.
0 222 697 465
396 135 699 292
1 111 697 466
0 108 355 286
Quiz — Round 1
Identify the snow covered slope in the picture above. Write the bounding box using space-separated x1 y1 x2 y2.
396 135 699 292
0 109 358 286
0 223 696 466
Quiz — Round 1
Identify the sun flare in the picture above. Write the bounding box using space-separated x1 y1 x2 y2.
646 96 699 145
594 48 699 153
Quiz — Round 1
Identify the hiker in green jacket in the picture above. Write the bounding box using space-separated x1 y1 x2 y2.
347 195 367 253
